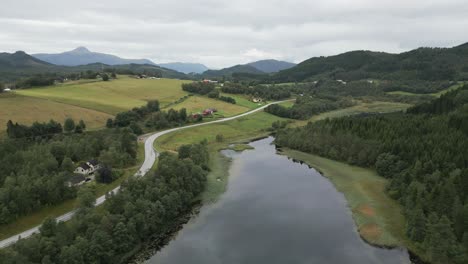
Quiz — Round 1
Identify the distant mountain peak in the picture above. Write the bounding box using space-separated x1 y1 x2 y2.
70 47 91 53
32 47 157 66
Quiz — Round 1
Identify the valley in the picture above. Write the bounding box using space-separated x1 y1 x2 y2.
1 41 468 264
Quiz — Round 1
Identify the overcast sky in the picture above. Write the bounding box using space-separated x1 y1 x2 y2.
1 0 467 68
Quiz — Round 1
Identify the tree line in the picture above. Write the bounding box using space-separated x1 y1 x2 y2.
0 141 210 264
183 82 237 104
182 82 215 95
265 95 354 120
107 100 201 133
220 82 291 100
275 86 468 264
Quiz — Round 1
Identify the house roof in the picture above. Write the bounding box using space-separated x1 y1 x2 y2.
78 163 91 170
88 159 99 166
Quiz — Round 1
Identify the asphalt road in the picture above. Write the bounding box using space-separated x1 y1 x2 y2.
0 100 289 248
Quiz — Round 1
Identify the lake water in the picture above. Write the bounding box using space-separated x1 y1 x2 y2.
146 137 411 264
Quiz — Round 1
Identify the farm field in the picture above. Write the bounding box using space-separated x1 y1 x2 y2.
386 82 464 97
219 93 263 109
278 100 295 108
291 101 411 127
170 95 250 117
156 111 288 151
16 76 191 114
0 93 112 132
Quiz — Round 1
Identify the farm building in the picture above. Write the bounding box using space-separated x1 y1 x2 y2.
202 108 217 116
202 79 218 84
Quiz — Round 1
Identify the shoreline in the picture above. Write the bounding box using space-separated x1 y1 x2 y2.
128 136 431 264
126 201 203 264
276 147 430 264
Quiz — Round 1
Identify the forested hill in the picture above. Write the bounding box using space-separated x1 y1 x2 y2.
201 64 264 78
200 59 296 78
273 42 468 82
0 51 56 81
246 59 296 73
275 86 468 264
0 51 188 82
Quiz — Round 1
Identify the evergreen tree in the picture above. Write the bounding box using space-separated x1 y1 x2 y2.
64 118 75 133
78 120 86 130
179 108 187 121
106 118 113 128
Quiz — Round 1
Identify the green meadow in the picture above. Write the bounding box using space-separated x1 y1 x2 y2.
16 76 191 114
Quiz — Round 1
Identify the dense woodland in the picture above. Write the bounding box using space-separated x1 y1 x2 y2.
265 95 354 120
182 82 237 104
273 44 468 82
0 123 137 225
275 86 468 264
108 99 197 133
0 142 209 264
182 82 215 95
220 82 291 100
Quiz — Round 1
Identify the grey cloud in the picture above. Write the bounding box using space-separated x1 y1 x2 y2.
0 0 467 68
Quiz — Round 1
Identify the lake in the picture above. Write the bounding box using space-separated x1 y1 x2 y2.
146 137 411 264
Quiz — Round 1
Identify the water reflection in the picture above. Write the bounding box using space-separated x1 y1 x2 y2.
147 137 410 264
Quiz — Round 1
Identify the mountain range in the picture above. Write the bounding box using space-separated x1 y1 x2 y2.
3 42 468 83
33 47 155 66
31 47 296 75
0 51 188 82
273 42 468 82
32 47 209 74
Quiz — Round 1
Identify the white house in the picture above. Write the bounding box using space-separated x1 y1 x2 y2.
74 160 101 175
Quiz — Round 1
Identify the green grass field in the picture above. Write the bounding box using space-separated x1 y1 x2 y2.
278 100 295 108
170 95 250 117
156 111 287 151
0 93 112 132
219 93 263 109
387 82 464 98
16 76 191 114
292 101 411 127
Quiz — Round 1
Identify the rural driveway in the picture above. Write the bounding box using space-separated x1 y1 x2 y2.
0 100 291 248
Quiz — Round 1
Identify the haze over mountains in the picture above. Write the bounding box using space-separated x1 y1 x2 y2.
3 42 468 83
33 47 155 67
31 47 296 75
157 62 209 74
0 51 188 82
32 47 210 74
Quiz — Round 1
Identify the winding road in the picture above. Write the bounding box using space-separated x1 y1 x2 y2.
0 100 289 248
